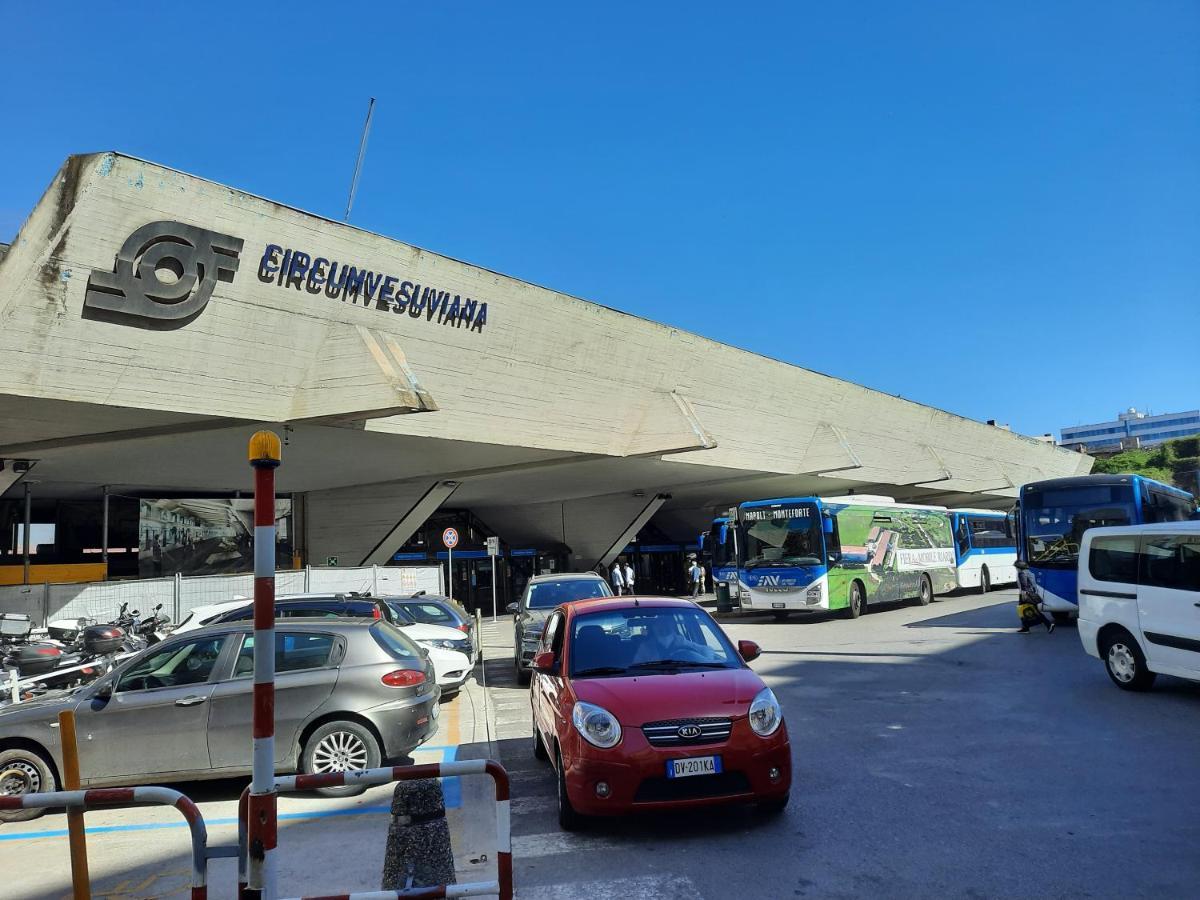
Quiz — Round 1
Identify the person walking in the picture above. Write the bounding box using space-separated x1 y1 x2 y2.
610 560 626 596
623 560 636 596
1016 562 1055 633
688 555 704 599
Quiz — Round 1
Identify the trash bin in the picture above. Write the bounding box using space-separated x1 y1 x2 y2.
715 581 733 614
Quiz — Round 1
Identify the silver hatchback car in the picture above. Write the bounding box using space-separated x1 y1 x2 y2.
0 619 440 821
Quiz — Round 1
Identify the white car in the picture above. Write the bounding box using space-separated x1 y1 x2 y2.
1078 522 1200 691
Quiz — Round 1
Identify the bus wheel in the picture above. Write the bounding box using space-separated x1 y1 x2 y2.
916 574 933 606
978 567 991 594
845 581 864 619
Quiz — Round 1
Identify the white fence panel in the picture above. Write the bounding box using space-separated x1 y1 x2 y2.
375 566 443 597
0 566 438 627
308 566 373 593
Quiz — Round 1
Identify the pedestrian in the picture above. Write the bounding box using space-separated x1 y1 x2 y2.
1016 563 1054 633
623 560 636 596
610 560 625 596
688 555 704 599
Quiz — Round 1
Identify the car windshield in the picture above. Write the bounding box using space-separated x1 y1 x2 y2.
569 607 741 677
397 602 456 626
741 504 824 568
526 578 612 610
1022 485 1134 569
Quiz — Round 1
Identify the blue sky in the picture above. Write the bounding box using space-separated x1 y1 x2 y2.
3 2 1197 438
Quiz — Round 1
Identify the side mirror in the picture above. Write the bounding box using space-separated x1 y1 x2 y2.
94 681 114 701
737 640 761 663
505 602 518 615
532 650 556 672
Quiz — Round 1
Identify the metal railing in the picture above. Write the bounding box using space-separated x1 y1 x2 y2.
0 785 223 899
238 760 513 900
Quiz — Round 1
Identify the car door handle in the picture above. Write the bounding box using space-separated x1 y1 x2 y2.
175 695 207 707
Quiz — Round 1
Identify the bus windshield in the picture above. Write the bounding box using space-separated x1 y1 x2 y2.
707 520 735 570
741 504 824 568
1022 484 1134 569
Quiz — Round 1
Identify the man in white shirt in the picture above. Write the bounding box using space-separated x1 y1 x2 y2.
623 561 636 595
688 556 704 598
610 561 625 595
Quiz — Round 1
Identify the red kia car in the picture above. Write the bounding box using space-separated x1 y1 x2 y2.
529 596 791 829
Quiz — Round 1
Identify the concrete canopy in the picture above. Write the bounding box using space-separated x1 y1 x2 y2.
0 153 1090 568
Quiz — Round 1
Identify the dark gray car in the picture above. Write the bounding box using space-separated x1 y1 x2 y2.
0 619 439 822
507 573 612 684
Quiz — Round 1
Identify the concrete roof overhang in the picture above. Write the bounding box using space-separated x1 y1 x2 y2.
0 153 1091 534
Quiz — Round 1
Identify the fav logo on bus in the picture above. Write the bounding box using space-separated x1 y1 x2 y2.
756 574 799 592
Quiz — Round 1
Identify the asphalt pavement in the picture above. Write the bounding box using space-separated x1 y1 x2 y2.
477 589 1200 899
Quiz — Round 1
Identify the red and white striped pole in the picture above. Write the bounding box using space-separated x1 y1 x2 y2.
246 430 282 899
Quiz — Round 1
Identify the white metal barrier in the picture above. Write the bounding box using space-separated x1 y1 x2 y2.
0 565 443 627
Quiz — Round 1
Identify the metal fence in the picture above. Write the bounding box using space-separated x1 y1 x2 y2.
0 565 443 627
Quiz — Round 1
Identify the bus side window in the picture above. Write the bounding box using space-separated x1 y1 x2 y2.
825 515 843 565
955 518 970 556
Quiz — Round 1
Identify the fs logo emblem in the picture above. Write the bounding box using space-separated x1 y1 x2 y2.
84 221 243 325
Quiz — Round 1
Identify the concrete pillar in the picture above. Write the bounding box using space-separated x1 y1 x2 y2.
380 779 455 891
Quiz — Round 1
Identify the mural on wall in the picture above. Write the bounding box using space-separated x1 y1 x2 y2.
138 499 291 577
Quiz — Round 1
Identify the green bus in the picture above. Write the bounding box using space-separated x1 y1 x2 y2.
736 495 956 619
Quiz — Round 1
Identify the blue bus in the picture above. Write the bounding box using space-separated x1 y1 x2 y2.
948 508 1017 593
700 514 740 587
1016 474 1196 620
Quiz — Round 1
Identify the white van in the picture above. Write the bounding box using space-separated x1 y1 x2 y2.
1077 522 1200 691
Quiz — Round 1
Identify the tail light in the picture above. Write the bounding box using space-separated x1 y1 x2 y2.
372 606 382 619
456 623 470 633
35 647 60 656
381 669 425 687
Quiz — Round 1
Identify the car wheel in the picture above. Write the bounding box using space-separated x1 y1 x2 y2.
0 747 57 823
844 581 864 619
555 750 584 831
1102 632 1156 692
758 792 789 816
1052 611 1072 625
301 721 382 797
978 567 991 594
916 574 933 606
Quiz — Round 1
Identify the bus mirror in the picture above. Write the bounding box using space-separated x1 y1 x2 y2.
719 524 728 544
1004 509 1017 539
822 514 834 534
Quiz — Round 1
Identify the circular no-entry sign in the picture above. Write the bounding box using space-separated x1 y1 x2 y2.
442 527 460 549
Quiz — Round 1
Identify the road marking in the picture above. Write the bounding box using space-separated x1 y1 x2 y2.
511 830 633 858
518 874 701 899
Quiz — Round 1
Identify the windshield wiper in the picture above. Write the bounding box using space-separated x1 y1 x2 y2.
573 666 628 677
627 660 729 670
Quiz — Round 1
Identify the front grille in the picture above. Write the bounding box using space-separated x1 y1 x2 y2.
633 771 751 803
641 717 732 748
450 639 472 655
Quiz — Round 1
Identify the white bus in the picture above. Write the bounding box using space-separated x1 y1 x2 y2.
948 508 1016 593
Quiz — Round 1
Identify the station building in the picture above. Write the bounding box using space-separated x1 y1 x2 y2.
0 153 1091 609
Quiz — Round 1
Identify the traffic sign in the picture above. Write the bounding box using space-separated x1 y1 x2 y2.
442 527 460 549
486 536 499 557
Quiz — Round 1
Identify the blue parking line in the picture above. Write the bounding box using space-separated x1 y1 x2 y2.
0 743 464 842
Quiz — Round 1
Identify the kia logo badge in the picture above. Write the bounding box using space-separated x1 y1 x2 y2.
677 724 702 739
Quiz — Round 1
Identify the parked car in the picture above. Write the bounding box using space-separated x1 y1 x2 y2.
529 596 791 830
507 573 613 684
1078 522 1200 691
170 597 254 634
210 595 474 693
0 619 439 822
389 594 475 648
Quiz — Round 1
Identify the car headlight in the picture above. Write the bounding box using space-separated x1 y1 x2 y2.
419 639 461 651
571 701 622 749
748 687 783 737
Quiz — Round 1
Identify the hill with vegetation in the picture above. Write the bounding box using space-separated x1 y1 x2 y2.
1090 434 1200 492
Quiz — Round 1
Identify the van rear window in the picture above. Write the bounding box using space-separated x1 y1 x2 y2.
1088 536 1139 584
